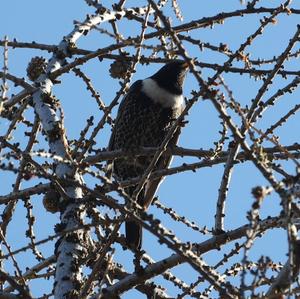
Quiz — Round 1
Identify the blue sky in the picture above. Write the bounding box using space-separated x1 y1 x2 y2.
1 1 300 298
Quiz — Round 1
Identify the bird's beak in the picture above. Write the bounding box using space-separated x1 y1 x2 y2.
182 61 189 69
182 58 196 69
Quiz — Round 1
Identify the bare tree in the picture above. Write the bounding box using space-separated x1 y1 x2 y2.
1 0 300 298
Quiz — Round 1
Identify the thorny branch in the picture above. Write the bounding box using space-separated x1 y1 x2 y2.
1 0 300 298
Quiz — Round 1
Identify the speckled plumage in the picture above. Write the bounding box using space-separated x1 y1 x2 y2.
109 80 182 180
108 61 188 249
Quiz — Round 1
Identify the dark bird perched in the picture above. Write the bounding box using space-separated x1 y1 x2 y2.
108 61 189 250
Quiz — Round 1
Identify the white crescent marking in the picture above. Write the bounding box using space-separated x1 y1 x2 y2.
141 78 184 109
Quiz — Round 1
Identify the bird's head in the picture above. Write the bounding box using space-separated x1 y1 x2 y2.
150 61 189 95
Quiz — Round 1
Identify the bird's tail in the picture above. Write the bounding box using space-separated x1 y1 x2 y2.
125 221 142 250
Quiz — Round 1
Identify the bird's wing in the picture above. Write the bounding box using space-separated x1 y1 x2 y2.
142 126 182 209
106 80 142 178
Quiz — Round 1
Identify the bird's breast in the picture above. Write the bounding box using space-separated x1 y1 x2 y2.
141 78 184 109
